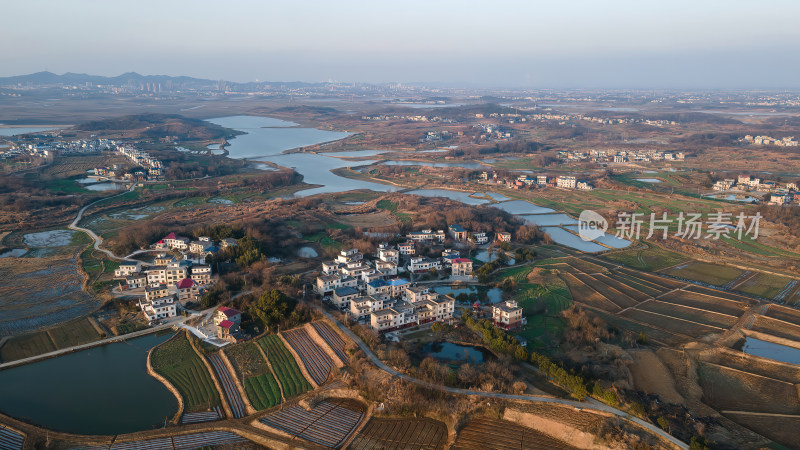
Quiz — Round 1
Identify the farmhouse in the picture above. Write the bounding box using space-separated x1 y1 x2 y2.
175 278 200 302
448 224 468 241
214 306 242 326
332 286 360 311
114 261 141 278
451 258 473 277
139 296 176 324
496 232 511 243
492 300 526 330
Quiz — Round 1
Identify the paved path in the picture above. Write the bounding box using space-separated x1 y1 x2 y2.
317 307 688 449
68 185 148 263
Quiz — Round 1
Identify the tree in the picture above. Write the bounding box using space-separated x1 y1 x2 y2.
252 289 293 328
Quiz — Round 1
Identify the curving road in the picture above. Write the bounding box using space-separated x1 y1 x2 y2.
318 307 688 449
68 185 144 263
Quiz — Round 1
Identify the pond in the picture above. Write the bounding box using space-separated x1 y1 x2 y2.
23 230 75 247
636 178 662 183
540 227 608 252
297 246 319 258
473 249 516 265
742 337 800 365
0 248 27 258
0 126 62 136
0 332 178 435
420 342 493 364
431 285 503 303
320 150 387 158
492 200 555 215
83 182 126 191
519 213 578 227
404 189 489 205
484 192 510 201
563 225 631 249
704 193 758 203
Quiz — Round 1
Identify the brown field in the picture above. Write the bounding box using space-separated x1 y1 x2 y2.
593 310 688 346
722 412 800 448
683 285 758 305
571 272 639 308
708 349 800 384
763 304 800 326
618 267 686 290
636 300 738 329
563 257 610 274
561 272 622 312
697 361 800 415
656 290 748 317
749 316 800 343
453 417 577 450
593 273 652 302
628 349 685 404
335 211 397 228
348 417 448 450
621 309 723 337
606 272 666 297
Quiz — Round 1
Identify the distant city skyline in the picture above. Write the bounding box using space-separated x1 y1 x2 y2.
3 0 800 89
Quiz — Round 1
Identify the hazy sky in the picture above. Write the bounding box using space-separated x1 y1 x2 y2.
3 0 800 88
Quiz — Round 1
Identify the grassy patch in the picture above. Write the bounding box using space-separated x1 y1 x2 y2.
665 261 744 286
496 265 533 282
257 335 311 397
603 243 688 271
376 199 398 212
151 333 220 412
735 273 796 299
0 331 56 363
226 342 281 410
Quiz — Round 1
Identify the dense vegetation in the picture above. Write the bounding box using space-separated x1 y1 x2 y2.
256 335 311 397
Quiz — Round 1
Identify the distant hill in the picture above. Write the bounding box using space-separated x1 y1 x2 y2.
0 71 334 89
0 71 216 88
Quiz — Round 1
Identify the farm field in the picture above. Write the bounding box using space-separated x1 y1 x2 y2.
256 335 312 398
225 342 281 410
282 327 334 386
571 272 639 308
683 284 758 304
93 430 250 450
764 304 800 326
735 273 796 300
593 310 688 346
656 290 748 317
348 417 447 450
617 267 686 290
697 361 800 415
0 317 102 362
635 300 739 329
560 272 622 312
260 399 365 448
621 308 724 337
663 261 744 287
0 424 24 450
602 244 688 271
722 413 800 448
605 272 666 297
207 353 246 418
453 417 577 450
592 273 652 302
150 333 220 413
310 321 348 364
749 316 800 342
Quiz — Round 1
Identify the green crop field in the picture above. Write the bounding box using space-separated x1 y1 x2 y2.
150 333 220 412
497 265 533 282
257 335 311 398
47 318 102 348
0 331 55 362
243 374 282 410
225 342 281 410
664 261 744 286
603 243 688 271
735 273 796 299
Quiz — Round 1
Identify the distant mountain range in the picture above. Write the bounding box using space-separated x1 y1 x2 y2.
0 71 333 89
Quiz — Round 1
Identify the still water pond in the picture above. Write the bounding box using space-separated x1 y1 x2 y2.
0 332 178 435
742 337 800 365
420 342 493 363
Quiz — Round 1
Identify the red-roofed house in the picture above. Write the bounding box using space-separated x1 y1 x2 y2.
451 258 473 277
175 278 200 301
216 319 242 343
157 232 190 250
214 306 242 326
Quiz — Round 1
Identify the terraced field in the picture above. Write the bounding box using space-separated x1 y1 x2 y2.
663 261 744 287
283 327 334 385
621 308 723 337
260 399 365 448
150 333 220 413
92 431 250 450
764 304 800 325
311 321 348 364
257 335 312 398
453 417 577 449
657 290 748 316
349 418 447 450
207 353 246 418
0 424 24 450
560 272 622 312
735 273 797 300
636 300 738 328
224 342 281 410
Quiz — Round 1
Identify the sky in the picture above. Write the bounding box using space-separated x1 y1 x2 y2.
3 0 800 89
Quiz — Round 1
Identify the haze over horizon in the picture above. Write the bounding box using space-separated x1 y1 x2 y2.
3 0 800 89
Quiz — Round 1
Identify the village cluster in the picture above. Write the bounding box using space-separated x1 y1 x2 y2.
712 174 799 205
0 137 116 160
558 149 685 163
739 134 799 147
315 224 523 333
479 171 594 190
114 232 234 325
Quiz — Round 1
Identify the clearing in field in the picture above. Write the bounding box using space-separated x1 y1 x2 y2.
256 335 312 398
349 417 448 450
150 332 221 413
603 244 688 271
453 417 577 450
224 342 281 410
663 261 744 287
